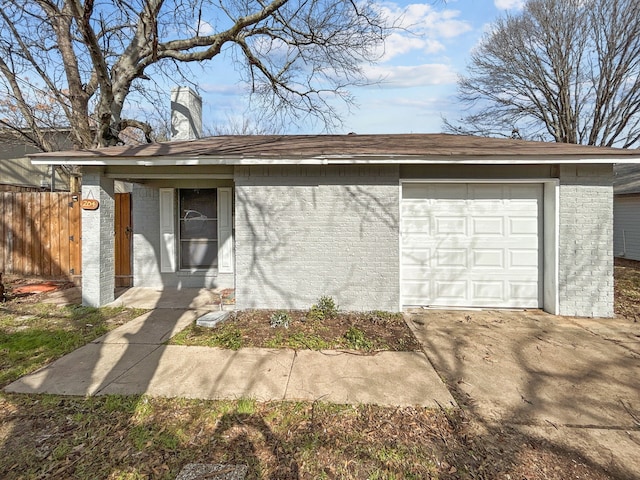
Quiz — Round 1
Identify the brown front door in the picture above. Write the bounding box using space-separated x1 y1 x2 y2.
115 193 132 287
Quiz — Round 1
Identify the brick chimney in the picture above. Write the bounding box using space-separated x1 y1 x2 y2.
170 86 202 141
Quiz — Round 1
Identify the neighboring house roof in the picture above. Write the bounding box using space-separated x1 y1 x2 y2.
0 129 74 189
30 133 640 166
614 163 640 195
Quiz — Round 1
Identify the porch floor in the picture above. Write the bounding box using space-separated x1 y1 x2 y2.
110 287 235 310
41 286 235 310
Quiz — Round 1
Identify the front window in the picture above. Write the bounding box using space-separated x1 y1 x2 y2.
179 189 217 269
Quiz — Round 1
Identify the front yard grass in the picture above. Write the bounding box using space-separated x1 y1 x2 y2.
0 299 145 388
0 394 612 480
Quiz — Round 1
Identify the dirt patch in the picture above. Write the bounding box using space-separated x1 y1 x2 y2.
615 257 640 322
1 276 77 302
11 282 66 295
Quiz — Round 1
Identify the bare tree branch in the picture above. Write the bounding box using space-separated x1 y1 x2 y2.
0 0 391 149
445 0 640 148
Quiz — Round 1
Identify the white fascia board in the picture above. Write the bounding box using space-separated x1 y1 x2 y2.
320 155 640 164
29 157 233 166
29 153 640 166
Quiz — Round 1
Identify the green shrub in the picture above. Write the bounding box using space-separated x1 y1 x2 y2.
269 310 291 329
343 326 373 350
307 296 338 321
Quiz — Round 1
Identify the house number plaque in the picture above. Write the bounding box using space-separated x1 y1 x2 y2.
81 199 100 210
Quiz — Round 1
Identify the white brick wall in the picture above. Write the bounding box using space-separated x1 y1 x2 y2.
81 170 115 307
132 184 164 287
234 165 400 311
558 165 614 317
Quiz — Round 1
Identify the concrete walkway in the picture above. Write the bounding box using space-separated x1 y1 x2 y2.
5 292 454 408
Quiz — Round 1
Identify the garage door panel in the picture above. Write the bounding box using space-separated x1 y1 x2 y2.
431 184 468 199
468 184 505 197
401 217 431 234
508 199 540 210
509 249 538 268
404 183 468 200
509 282 539 300
402 202 430 217
472 281 504 301
401 182 542 308
509 217 538 235
434 217 466 235
436 249 467 268
403 279 432 299
402 184 428 199
472 217 504 235
472 249 504 268
434 280 467 301
507 184 541 198
401 234 431 250
401 264 431 278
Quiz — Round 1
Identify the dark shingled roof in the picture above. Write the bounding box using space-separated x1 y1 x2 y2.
29 133 640 160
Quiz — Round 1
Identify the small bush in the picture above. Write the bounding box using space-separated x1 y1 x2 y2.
269 310 291 329
343 326 373 350
307 296 339 321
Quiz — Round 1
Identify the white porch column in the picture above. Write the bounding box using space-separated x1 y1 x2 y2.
81 169 115 307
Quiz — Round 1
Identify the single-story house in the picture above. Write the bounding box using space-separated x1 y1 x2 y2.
614 163 640 261
30 132 640 318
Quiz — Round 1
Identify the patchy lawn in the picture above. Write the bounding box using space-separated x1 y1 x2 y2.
0 394 613 480
0 285 146 388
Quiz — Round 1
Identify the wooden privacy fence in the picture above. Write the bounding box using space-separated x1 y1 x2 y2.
0 192 81 280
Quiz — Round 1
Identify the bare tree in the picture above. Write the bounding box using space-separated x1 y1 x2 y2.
444 0 640 148
207 114 281 136
0 0 390 151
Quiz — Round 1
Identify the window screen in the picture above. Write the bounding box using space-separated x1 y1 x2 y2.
179 189 217 269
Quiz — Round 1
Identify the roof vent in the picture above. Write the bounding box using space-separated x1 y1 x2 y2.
171 87 202 141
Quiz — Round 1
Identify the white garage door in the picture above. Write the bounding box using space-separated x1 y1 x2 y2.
401 183 543 308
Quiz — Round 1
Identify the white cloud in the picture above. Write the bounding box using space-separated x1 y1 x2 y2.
363 63 458 88
374 2 472 61
380 2 472 37
196 20 214 35
201 83 245 95
380 33 444 61
494 0 526 10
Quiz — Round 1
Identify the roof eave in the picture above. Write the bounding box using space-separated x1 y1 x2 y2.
29 153 640 166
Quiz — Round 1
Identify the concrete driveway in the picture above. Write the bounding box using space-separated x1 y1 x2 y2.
407 308 640 479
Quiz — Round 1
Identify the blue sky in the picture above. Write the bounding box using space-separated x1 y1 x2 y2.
195 0 526 135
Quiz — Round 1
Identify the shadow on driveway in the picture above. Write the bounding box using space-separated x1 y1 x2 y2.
407 308 640 479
